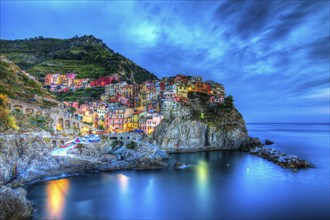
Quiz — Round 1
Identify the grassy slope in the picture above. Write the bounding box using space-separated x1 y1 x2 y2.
0 35 158 83
0 58 55 103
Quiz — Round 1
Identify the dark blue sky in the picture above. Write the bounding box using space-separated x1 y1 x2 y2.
1 1 329 123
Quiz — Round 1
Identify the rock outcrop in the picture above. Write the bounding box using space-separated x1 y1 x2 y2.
265 139 274 145
249 146 314 169
240 137 313 169
150 108 249 152
0 186 33 220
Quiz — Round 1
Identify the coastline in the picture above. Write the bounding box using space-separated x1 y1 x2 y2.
0 133 314 219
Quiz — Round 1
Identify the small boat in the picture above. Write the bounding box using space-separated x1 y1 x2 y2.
88 135 101 142
59 140 76 148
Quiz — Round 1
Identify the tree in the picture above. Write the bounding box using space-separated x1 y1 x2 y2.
225 95 235 108
0 94 18 130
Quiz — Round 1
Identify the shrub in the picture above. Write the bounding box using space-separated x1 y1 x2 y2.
225 95 235 108
0 94 18 130
126 141 136 149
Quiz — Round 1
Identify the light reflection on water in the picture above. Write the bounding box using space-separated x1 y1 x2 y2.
117 173 129 194
196 160 210 215
27 124 329 219
46 179 70 219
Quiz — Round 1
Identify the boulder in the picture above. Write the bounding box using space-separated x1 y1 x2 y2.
240 137 264 151
0 186 33 220
174 162 190 169
265 139 274 145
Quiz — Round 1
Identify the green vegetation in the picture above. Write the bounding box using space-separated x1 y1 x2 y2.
8 109 54 134
188 92 237 126
0 35 158 83
126 141 136 149
29 115 52 132
0 94 18 131
56 87 104 102
224 95 235 108
0 59 54 102
27 59 108 80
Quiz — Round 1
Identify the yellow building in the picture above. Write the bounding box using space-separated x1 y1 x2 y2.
132 111 146 130
139 92 147 108
123 108 134 131
176 83 188 98
124 85 133 97
59 74 67 85
82 110 94 123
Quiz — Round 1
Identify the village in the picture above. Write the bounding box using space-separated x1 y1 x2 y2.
44 73 226 135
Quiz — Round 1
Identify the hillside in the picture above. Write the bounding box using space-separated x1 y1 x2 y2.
0 56 56 106
0 35 158 84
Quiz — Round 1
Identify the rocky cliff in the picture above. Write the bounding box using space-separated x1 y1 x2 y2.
150 107 249 152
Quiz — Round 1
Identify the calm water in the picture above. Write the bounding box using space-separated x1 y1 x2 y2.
27 123 330 219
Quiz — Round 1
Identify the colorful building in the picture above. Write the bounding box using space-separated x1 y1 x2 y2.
145 113 164 134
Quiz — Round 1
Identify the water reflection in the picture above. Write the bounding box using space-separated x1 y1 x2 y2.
46 178 70 219
117 174 129 194
196 160 210 214
196 160 209 189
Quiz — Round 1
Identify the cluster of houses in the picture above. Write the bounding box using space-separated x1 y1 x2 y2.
59 74 226 135
44 73 120 92
44 73 89 92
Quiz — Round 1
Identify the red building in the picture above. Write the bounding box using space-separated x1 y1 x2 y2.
89 75 119 87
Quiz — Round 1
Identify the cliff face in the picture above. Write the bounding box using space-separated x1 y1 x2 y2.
150 107 249 152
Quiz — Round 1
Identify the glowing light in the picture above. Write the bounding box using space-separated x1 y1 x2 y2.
56 124 63 131
117 174 129 193
196 160 209 189
46 179 70 219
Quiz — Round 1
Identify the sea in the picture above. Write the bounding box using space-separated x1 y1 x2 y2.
27 123 330 219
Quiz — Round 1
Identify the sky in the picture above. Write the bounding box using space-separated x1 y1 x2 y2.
1 0 329 123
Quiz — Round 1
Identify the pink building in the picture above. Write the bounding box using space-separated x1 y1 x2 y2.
144 113 163 134
72 102 79 109
105 109 125 132
209 95 224 104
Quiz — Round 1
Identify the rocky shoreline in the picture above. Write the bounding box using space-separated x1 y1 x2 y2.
249 146 314 169
240 137 314 169
0 133 169 219
0 132 314 219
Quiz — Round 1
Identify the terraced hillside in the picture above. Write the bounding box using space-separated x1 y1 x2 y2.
0 35 158 83
0 56 58 108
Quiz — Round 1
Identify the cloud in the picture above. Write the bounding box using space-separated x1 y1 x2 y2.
0 0 329 122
